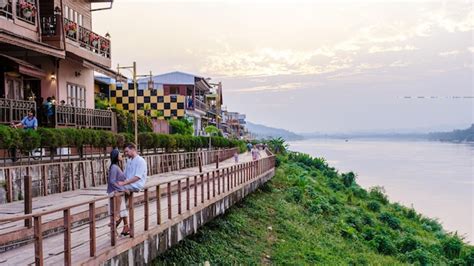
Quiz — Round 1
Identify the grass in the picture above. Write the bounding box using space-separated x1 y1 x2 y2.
153 152 474 265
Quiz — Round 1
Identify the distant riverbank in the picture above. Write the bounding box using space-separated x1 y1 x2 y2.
288 138 474 243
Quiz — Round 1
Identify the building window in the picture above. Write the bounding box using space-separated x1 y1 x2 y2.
67 83 86 108
169 86 179 95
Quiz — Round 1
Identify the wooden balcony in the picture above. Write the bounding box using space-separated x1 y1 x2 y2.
56 105 115 131
41 16 111 67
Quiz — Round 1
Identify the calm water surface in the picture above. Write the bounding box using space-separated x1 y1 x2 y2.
288 139 474 243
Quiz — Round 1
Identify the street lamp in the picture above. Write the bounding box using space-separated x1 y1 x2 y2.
117 62 154 145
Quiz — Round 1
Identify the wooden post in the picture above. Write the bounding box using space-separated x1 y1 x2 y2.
110 195 117 246
101 160 107 184
34 216 43 266
194 175 198 207
89 202 96 257
81 162 87 188
198 155 202 173
207 172 210 200
63 208 71 266
212 171 216 197
144 189 149 231
70 163 75 191
90 161 96 187
201 174 204 204
156 185 161 224
227 168 230 191
129 192 135 238
41 165 47 196
216 154 219 169
186 177 190 211
24 175 32 228
58 164 63 193
5 169 13 202
217 170 221 195
167 182 172 220
178 180 182 215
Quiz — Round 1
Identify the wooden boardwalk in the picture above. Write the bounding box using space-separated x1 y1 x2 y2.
0 150 272 265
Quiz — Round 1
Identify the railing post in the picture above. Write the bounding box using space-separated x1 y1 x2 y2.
167 182 172 220
110 195 117 246
144 189 149 231
215 154 219 169
201 174 204 203
217 170 220 195
194 175 197 207
198 155 202 173
34 216 43 266
227 168 230 191
89 202 96 257
186 177 190 211
212 171 216 197
128 192 135 238
58 164 64 193
207 172 210 200
178 180 182 214
156 185 161 224
64 208 71 266
41 165 48 196
5 169 13 202
24 175 32 228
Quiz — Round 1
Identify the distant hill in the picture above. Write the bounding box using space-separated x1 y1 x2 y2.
246 121 304 141
428 124 474 142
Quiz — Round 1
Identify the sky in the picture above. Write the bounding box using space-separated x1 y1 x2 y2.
93 0 473 133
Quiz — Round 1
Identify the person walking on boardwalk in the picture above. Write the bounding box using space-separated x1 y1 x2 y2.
107 149 129 235
116 143 148 236
251 145 260 161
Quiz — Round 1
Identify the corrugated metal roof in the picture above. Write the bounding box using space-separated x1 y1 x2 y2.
137 71 199 85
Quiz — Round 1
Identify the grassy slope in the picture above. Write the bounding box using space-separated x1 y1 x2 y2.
154 153 473 265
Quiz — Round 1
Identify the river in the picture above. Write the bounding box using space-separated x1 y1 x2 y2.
288 138 474 243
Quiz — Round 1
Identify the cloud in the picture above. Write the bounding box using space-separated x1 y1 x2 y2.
439 50 460 57
468 47 474 53
389 60 411 67
368 45 418 54
231 82 303 93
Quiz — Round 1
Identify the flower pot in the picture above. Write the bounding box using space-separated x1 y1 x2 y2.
22 9 33 18
67 30 75 36
91 40 98 47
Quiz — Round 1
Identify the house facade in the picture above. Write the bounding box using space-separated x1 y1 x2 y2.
0 0 117 130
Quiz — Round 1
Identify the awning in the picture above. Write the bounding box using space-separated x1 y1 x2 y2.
0 53 47 79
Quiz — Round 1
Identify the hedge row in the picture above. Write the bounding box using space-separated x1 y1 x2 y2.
0 126 243 153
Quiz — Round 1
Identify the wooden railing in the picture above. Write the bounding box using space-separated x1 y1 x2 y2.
55 105 114 130
63 17 111 59
195 98 206 112
0 98 36 125
0 153 275 265
0 148 238 203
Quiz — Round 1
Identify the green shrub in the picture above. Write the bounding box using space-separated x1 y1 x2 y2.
286 187 303 203
341 172 356 187
169 119 193 135
378 212 401 230
404 249 433 265
8 128 21 148
398 235 420 253
367 201 381 212
19 130 40 152
369 186 389 204
370 235 397 255
0 125 12 149
441 234 463 259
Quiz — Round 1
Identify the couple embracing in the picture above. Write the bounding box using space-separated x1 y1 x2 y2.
107 143 147 236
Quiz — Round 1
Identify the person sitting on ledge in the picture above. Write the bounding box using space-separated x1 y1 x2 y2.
116 143 148 236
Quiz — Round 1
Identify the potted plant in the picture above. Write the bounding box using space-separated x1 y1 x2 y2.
19 0 36 19
65 21 77 37
89 33 99 48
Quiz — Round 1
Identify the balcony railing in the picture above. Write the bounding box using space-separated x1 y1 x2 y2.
56 105 113 130
195 98 206 112
0 0 13 20
64 18 111 59
0 98 36 125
